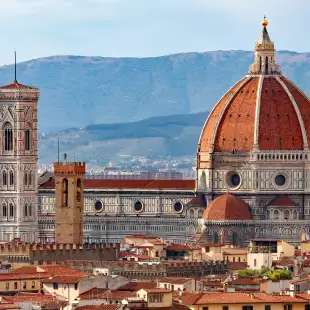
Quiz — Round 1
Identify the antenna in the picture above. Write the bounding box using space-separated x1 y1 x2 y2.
57 138 60 164
14 51 17 83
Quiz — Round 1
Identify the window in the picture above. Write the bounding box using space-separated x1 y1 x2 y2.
203 307 209 310
2 171 7 186
265 305 271 310
5 282 9 290
23 281 27 289
213 232 219 244
31 281 35 289
284 305 292 310
242 307 253 310
28 172 32 185
3 204 7 218
53 283 58 290
9 171 14 186
62 178 68 207
25 129 31 151
305 305 310 310
14 282 18 289
9 204 14 218
223 307 229 310
24 172 28 186
4 123 13 151
28 204 32 217
74 283 78 290
24 204 28 217
254 259 257 267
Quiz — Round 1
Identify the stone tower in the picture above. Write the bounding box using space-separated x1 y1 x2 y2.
54 159 86 244
0 65 40 242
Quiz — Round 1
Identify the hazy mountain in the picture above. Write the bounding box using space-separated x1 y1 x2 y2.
39 111 209 165
1 50 310 132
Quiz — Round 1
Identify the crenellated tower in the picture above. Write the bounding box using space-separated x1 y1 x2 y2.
54 158 85 244
0 55 40 242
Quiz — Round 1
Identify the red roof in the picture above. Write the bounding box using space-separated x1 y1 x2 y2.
203 193 253 221
118 281 157 291
267 195 297 207
0 80 36 90
39 178 195 190
43 275 87 284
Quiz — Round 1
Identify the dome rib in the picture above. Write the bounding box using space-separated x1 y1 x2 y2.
276 76 308 150
253 75 264 148
199 77 249 153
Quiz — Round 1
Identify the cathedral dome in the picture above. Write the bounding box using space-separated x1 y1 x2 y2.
203 193 253 221
198 18 310 156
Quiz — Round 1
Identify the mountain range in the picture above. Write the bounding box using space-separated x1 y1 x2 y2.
1 50 310 163
1 50 310 133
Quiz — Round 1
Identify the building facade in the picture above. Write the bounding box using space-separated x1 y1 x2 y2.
0 77 39 242
26 17 310 245
198 17 310 245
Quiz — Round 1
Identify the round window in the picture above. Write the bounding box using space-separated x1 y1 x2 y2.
134 201 143 213
275 174 286 186
94 200 103 212
174 202 183 213
226 171 242 189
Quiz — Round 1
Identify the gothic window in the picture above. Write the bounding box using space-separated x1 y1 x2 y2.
9 204 14 218
24 173 28 186
259 56 262 72
28 172 32 186
2 171 7 186
3 123 13 151
24 204 28 217
265 56 269 74
232 232 238 246
213 232 219 244
25 129 31 151
2 204 7 218
9 171 14 186
62 178 68 207
29 204 32 217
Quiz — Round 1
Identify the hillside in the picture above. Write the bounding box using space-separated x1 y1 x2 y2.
39 111 209 165
1 51 310 131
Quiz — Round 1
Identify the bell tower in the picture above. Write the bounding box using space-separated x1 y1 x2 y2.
54 156 85 244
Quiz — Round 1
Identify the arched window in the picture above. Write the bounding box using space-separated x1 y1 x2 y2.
293 210 298 220
24 204 28 217
265 56 268 74
62 178 68 207
28 204 32 217
25 129 31 151
232 232 238 246
9 204 14 218
189 209 194 218
213 232 219 244
273 210 280 220
2 204 7 218
2 171 7 186
284 210 290 220
9 171 14 186
28 172 32 186
254 259 257 267
198 209 203 218
266 210 270 219
24 173 28 186
3 123 13 151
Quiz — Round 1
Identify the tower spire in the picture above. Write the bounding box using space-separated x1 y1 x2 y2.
14 51 17 83
248 16 281 75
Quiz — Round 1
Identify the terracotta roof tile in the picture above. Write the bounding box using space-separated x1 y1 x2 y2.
0 81 36 90
140 288 171 293
267 195 297 207
39 178 195 190
76 305 120 310
42 274 87 283
118 281 157 291
203 193 253 221
159 277 192 285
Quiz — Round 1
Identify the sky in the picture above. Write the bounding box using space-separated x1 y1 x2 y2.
0 0 309 65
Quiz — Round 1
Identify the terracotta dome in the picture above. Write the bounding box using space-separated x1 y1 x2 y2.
199 18 310 154
203 193 253 221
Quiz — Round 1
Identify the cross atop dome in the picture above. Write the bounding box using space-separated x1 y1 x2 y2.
248 16 281 75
